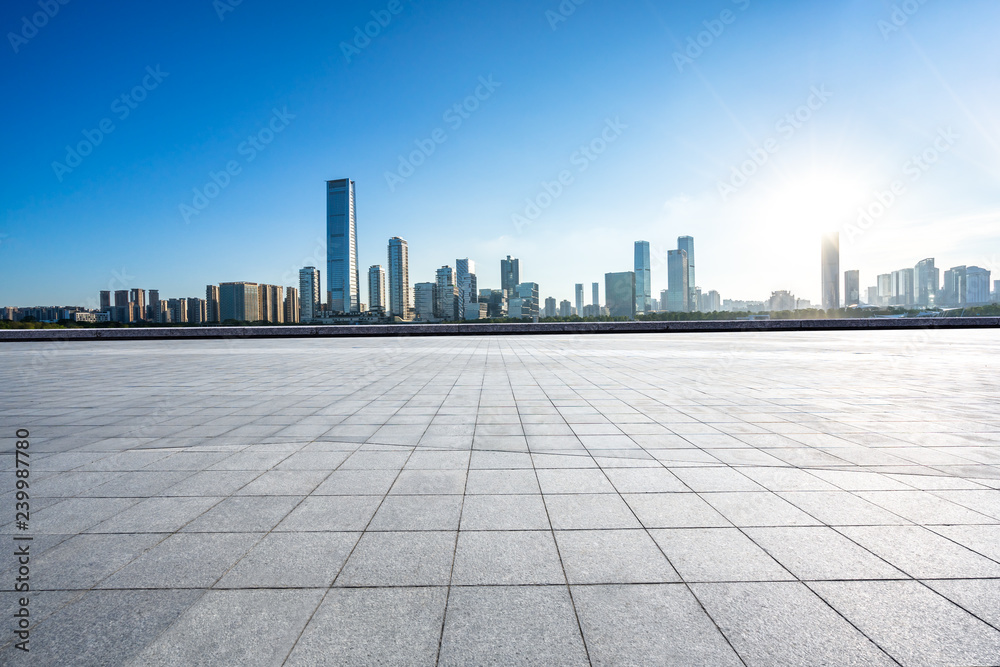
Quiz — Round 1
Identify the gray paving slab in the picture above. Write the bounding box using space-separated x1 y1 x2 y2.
216 531 360 588
452 530 564 585
555 529 680 584
651 528 794 582
810 580 1000 666
335 531 456 586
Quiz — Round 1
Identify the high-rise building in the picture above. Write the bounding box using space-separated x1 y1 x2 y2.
605 272 636 319
465 302 487 320
559 300 572 317
821 233 840 309
387 237 412 320
167 298 188 324
368 265 386 313
544 297 557 318
187 298 207 324
914 258 939 307
205 286 219 323
942 266 967 306
435 266 458 320
994 280 1000 303
500 256 520 295
866 286 878 306
326 178 359 313
768 290 796 312
966 266 991 304
99 290 111 311
877 273 892 307
456 259 477 313
414 282 436 320
219 282 259 321
299 267 321 321
844 270 860 307
666 250 689 312
259 285 284 322
148 290 160 322
130 288 146 322
284 287 300 323
634 241 651 314
509 282 539 319
592 282 599 308
891 269 914 307
677 236 695 309
574 284 584 317
156 300 170 323
704 290 721 312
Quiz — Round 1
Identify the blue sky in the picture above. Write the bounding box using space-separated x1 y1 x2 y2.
2 0 998 307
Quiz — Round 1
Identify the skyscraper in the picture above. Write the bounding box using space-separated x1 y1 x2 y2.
435 266 458 320
501 256 520 295
821 233 840 310
99 290 111 311
220 282 259 321
592 282 599 308
326 178 359 313
368 265 386 313
666 249 689 312
130 288 146 322
387 237 411 320
456 259 477 313
677 236 695 309
299 267 321 321
943 266 967 306
205 285 219 323
877 273 892 307
966 266 991 304
544 297 557 318
284 287 300 323
559 300 572 317
605 272 637 319
914 258 939 307
575 284 584 316
414 283 436 320
149 290 160 322
634 241 651 314
844 270 860 307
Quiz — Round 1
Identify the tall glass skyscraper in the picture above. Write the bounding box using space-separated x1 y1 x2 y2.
387 237 411 320
575 284 584 316
501 256 519 296
456 259 477 312
844 270 860 307
914 258 939 307
592 282 599 308
605 272 636 319
634 241 651 314
327 178 359 313
677 236 695 308
821 233 840 310
666 249 689 312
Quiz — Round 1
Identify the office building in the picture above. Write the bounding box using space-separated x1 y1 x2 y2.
368 265 387 313
155 300 170 323
299 267 321 321
205 286 219 322
891 269 914 307
634 241 651 314
187 298 207 324
167 298 188 324
943 266 967 306
559 300 572 318
435 266 458 320
258 284 284 322
666 250 689 312
703 290 721 312
387 237 412 320
284 287 300 323
966 266 991 304
592 282 599 308
456 259 477 313
509 282 539 319
605 272 636 319
692 286 703 312
844 270 860 307
866 286 878 306
877 274 892 307
821 232 840 309
574 283 584 317
326 178 359 313
768 290 796 312
465 302 487 320
914 258 938 307
219 282 259 322
677 236 696 309
544 297 557 318
99 290 111 311
501 256 520 295
130 288 146 322
479 289 507 319
414 282 436 320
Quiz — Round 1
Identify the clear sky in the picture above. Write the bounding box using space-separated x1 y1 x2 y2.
2 0 998 308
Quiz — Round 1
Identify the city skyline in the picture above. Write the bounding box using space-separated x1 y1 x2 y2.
3 1 998 307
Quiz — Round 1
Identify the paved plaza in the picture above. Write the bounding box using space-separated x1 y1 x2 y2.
2 330 1000 666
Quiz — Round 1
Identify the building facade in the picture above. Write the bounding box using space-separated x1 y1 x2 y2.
219 282 259 322
326 178 360 313
634 241 651 314
387 237 412 320
605 272 636 319
666 249 689 312
500 256 519 295
299 267 321 321
368 265 387 313
821 232 840 309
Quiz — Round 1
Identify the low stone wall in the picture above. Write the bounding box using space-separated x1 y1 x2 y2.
1 317 998 342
